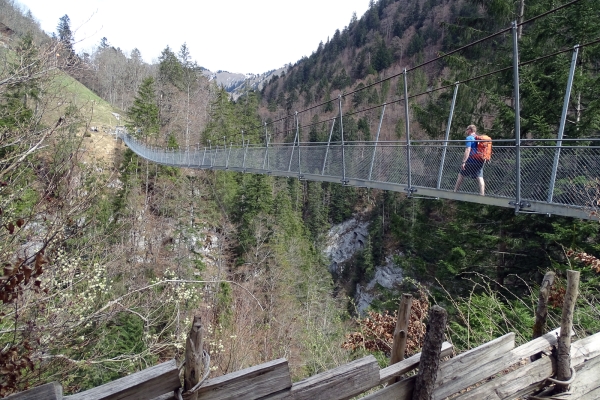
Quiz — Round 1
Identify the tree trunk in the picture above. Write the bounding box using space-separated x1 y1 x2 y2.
184 316 204 400
533 271 555 339
412 305 447 400
389 294 413 385
554 270 580 394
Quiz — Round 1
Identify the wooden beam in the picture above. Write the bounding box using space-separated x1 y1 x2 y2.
453 330 600 400
433 332 515 399
5 382 63 400
390 294 413 372
361 376 415 400
290 355 379 400
379 342 453 385
64 359 180 400
568 349 600 398
195 358 290 400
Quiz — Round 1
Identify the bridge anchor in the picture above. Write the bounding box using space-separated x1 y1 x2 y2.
404 187 417 197
509 200 532 214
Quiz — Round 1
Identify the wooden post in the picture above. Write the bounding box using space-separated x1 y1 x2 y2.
555 270 580 393
533 271 556 339
389 294 413 385
184 315 204 400
412 305 447 400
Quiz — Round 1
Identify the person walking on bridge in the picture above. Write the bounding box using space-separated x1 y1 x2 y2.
454 124 485 196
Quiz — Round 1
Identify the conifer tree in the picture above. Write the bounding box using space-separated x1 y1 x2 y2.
126 77 159 140
56 14 75 63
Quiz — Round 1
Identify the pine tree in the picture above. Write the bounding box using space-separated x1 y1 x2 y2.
56 14 75 63
126 77 159 140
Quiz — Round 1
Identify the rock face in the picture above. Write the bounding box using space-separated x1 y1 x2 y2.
323 217 404 316
323 218 369 274
355 257 404 315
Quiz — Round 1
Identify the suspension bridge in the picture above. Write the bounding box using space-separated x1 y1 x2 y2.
120 12 600 221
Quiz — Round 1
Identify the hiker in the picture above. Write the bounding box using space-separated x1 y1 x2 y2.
454 124 485 196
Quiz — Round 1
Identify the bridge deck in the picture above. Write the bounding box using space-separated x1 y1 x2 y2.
121 135 600 220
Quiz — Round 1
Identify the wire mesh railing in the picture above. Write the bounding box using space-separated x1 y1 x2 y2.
121 134 600 217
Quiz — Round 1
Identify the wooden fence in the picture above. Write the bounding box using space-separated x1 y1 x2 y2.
7 271 600 400
7 327 600 400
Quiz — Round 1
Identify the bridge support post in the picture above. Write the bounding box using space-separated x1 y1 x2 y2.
322 119 336 175
296 113 302 178
263 122 270 171
288 113 299 173
510 21 528 213
339 95 348 185
403 69 415 196
212 143 217 169
437 83 459 189
242 140 248 172
547 45 579 203
222 137 227 168
369 103 386 181
226 142 232 170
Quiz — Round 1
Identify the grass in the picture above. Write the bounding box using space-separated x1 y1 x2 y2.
44 70 122 130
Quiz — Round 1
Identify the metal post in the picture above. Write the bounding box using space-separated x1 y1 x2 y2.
340 95 347 184
263 122 269 170
403 69 414 194
437 83 459 189
321 119 336 175
296 112 302 178
202 147 206 166
242 140 248 172
288 113 299 172
510 21 527 213
369 104 386 181
226 142 232 169
212 144 217 168
547 45 579 203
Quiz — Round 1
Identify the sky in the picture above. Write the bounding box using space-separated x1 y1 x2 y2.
16 0 370 74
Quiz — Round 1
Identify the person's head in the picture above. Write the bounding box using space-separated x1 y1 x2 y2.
466 125 477 136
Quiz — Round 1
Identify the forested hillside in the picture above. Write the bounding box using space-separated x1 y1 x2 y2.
1 0 600 397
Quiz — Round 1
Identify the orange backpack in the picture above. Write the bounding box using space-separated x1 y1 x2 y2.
474 134 492 161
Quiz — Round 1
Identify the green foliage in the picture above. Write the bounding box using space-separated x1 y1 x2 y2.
372 39 393 72
328 184 357 224
126 77 159 139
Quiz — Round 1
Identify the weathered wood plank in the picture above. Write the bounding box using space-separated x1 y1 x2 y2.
433 332 515 399
379 342 453 385
150 392 177 400
453 327 561 400
195 358 290 400
258 388 293 399
64 359 180 400
5 382 63 400
362 376 415 400
390 295 413 369
578 386 600 400
454 330 600 400
569 350 600 399
290 355 379 400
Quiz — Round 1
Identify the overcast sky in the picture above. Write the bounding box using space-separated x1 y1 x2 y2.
15 0 370 74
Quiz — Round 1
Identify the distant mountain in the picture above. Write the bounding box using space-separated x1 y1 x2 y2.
200 66 288 99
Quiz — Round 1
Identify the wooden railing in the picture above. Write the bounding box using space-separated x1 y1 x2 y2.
7 328 600 400
7 271 600 400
